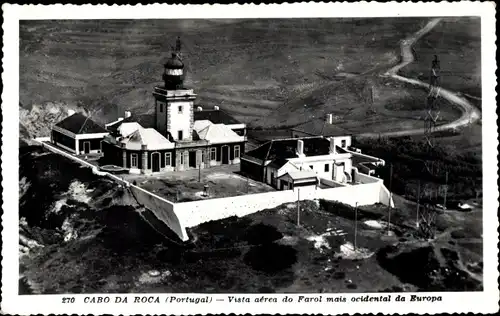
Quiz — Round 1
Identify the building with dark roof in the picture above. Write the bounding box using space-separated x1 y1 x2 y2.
193 106 246 136
106 112 156 131
51 112 109 155
241 135 366 190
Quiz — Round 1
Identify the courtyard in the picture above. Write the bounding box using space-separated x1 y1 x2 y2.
122 164 275 202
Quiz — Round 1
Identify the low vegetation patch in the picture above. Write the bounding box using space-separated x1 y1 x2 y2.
319 200 383 221
353 136 481 201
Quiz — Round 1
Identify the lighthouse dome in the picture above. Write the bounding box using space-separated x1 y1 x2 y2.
165 53 184 69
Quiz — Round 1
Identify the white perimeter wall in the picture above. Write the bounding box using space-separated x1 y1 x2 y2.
33 138 394 242
33 139 189 241
128 185 188 241
175 181 389 229
355 171 382 184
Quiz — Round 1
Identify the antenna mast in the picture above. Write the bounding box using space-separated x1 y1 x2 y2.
424 55 441 149
175 36 182 60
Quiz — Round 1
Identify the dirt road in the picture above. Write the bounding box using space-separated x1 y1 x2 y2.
358 18 481 138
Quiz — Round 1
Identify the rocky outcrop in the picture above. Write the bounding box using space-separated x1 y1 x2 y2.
19 102 86 141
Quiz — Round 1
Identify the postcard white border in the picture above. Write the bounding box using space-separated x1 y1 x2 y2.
2 2 498 315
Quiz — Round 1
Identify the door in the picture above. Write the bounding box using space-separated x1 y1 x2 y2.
152 152 160 172
280 180 288 190
222 145 229 164
83 141 91 154
189 151 196 168
335 162 345 182
196 150 203 167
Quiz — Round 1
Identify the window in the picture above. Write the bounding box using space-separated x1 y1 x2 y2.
201 151 205 163
341 139 347 148
178 105 183 114
324 164 329 172
131 153 138 168
309 165 314 170
165 153 172 166
234 145 240 158
178 130 183 140
159 102 163 112
210 147 216 160
183 151 189 166
180 152 184 165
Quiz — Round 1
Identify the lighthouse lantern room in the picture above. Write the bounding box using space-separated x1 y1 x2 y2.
153 37 196 142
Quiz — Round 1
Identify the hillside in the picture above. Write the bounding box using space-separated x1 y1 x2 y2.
399 17 481 98
20 146 482 294
20 18 433 138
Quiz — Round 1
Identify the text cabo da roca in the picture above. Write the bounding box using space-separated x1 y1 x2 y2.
68 294 443 305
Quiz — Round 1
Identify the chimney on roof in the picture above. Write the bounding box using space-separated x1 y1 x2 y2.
329 137 336 154
124 111 132 118
214 105 220 110
326 113 333 124
296 139 304 157
196 106 203 112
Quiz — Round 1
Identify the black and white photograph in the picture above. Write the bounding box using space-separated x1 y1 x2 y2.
2 3 498 315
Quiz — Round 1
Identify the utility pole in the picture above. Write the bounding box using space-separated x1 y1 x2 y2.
416 180 420 229
297 189 301 227
387 163 393 236
354 202 358 250
371 85 374 106
443 171 448 210
198 163 201 182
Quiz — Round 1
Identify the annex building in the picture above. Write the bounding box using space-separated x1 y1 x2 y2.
51 111 109 155
241 135 356 190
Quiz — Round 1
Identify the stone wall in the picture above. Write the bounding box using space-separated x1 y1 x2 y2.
128 185 188 241
315 183 381 206
354 170 383 184
34 139 395 242
175 189 298 228
34 140 189 240
175 182 387 229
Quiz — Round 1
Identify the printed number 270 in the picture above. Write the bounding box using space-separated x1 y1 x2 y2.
62 297 75 303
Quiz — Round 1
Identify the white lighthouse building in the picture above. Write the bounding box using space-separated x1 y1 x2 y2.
101 37 248 174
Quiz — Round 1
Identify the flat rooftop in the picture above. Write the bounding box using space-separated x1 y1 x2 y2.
122 164 275 203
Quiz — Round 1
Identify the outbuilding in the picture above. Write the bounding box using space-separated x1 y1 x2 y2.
51 112 109 155
277 171 318 190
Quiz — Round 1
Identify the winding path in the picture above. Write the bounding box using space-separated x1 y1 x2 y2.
357 18 481 138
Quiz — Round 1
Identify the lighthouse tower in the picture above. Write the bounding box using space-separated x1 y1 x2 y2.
153 37 196 141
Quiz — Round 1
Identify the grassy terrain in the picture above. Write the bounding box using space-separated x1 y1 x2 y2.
18 17 484 294
399 17 481 97
20 18 435 136
352 135 482 202
19 18 482 141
